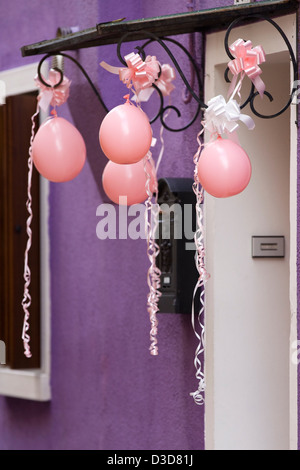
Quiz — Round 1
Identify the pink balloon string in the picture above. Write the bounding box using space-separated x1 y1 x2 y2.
144 152 161 356
190 129 210 405
22 103 40 358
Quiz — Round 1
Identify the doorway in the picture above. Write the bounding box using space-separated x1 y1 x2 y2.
204 14 297 450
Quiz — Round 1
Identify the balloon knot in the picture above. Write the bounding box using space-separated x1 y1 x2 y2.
123 94 131 104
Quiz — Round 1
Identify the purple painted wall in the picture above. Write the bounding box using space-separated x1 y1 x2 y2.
0 0 298 451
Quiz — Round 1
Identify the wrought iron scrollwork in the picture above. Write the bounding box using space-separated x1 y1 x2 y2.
36 14 298 131
116 31 206 132
37 51 109 112
224 14 298 119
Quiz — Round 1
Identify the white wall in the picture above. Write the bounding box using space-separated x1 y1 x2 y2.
204 16 296 450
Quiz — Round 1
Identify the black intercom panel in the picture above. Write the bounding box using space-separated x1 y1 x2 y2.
156 178 199 314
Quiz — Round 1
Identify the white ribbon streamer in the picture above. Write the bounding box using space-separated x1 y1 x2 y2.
144 152 160 356
22 103 40 358
190 129 210 405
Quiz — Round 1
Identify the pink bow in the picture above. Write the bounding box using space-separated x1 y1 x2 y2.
35 69 71 111
131 63 176 103
156 63 176 97
228 39 266 98
119 52 160 93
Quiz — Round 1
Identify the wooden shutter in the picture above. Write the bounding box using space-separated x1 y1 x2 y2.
0 93 41 369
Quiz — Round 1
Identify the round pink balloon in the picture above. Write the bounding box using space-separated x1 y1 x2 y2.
99 102 152 164
32 116 86 183
102 159 157 205
197 137 252 198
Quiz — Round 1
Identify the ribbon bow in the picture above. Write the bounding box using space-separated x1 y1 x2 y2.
228 39 266 98
100 53 174 102
156 63 176 96
119 52 160 93
35 69 71 111
132 63 176 102
204 95 255 135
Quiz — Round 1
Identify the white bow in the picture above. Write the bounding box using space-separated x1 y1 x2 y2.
204 95 255 135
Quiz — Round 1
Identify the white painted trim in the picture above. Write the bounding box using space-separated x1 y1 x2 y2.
289 17 298 446
204 14 297 450
0 369 50 401
0 63 39 98
0 62 51 401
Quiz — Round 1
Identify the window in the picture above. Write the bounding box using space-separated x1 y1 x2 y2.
0 64 51 401
0 92 41 369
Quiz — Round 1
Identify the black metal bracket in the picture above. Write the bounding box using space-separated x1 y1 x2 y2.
224 14 298 120
37 51 108 112
34 6 298 132
21 1 298 56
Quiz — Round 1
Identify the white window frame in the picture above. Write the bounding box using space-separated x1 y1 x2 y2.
0 62 51 401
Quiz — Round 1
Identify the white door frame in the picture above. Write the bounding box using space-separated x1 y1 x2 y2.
204 14 297 450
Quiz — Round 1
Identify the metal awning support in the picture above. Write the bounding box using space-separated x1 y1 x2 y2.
21 0 299 57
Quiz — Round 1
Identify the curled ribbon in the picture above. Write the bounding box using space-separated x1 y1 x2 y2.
190 131 210 406
228 39 266 98
22 103 40 359
143 152 160 356
35 69 71 111
204 95 255 135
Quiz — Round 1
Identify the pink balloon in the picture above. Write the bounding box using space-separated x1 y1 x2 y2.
99 101 152 164
102 159 157 205
32 116 86 183
197 137 252 198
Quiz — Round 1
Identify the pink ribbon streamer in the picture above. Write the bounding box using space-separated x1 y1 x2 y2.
144 152 160 356
228 39 266 98
35 69 71 111
157 63 176 97
22 104 40 358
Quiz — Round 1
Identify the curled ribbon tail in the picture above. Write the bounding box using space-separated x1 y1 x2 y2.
239 113 255 131
227 74 239 99
22 103 40 359
190 141 210 405
99 61 121 75
144 153 160 356
37 89 53 112
131 87 155 103
253 75 266 99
